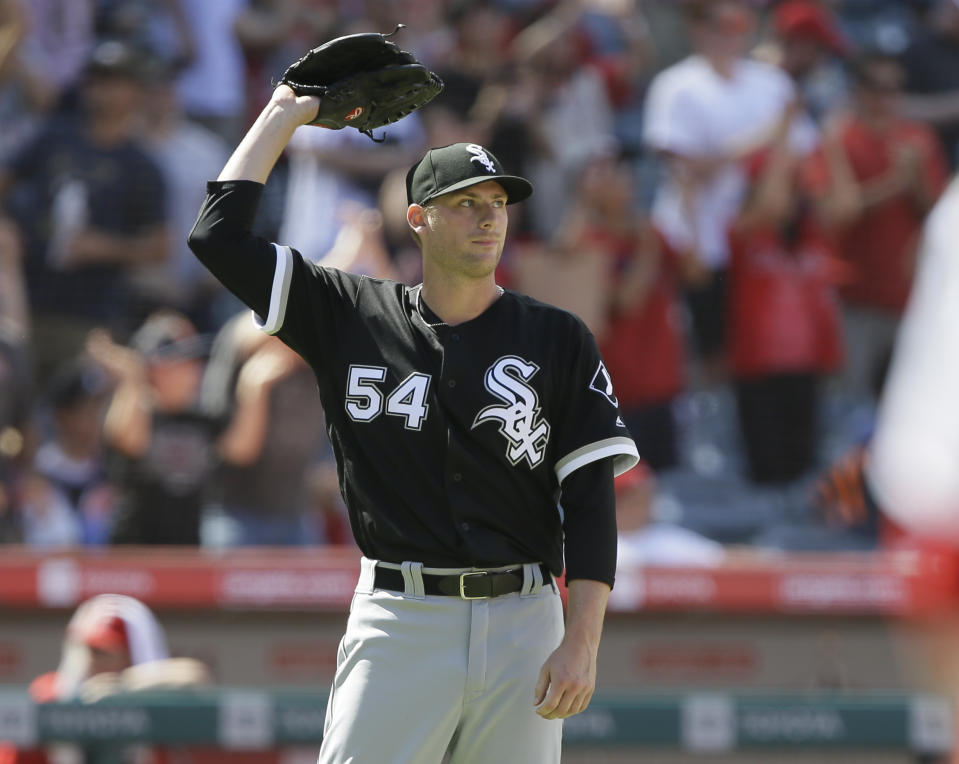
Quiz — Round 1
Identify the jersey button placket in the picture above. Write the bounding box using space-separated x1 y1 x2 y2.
445 335 469 542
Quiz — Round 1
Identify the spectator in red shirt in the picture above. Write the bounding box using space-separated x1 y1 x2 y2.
727 103 844 484
598 229 686 472
553 150 689 471
805 50 949 404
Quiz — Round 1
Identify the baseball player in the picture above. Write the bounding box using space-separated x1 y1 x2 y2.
188 81 639 763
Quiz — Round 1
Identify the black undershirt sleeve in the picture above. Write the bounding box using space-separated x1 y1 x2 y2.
187 180 276 319
561 457 617 589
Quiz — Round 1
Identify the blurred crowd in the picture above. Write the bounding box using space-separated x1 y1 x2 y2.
0 0 954 559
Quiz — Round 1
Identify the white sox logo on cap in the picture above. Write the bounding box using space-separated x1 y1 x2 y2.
407 142 533 205
466 143 496 173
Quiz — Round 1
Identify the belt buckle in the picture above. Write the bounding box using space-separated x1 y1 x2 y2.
459 571 490 600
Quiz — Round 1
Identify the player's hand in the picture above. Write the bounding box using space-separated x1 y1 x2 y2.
533 636 597 719
270 83 322 127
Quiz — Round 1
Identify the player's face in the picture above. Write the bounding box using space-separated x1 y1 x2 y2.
418 181 509 279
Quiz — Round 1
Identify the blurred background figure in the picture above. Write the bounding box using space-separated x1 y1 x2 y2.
9 0 95 119
233 0 336 123
757 0 851 124
509 0 618 240
726 103 843 485
0 215 30 543
0 593 210 764
278 109 425 267
608 461 727 611
868 171 959 545
515 148 688 473
508 153 612 344
201 312 328 547
901 0 959 169
805 49 948 407
22 357 115 547
39 593 208 700
86 311 220 546
0 38 169 388
865 172 959 761
0 0 60 165
812 343 892 550
135 54 231 332
615 463 725 568
585 152 687 474
279 113 424 268
305 458 352 547
317 203 400 282
574 0 653 156
428 0 536 188
429 0 513 127
642 0 814 386
174 0 250 145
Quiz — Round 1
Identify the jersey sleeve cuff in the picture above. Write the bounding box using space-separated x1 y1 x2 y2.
204 179 266 223
555 437 640 484
252 243 294 335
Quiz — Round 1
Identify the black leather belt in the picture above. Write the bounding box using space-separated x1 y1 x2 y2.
373 563 550 599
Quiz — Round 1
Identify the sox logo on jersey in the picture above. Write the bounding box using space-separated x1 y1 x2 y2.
473 355 550 468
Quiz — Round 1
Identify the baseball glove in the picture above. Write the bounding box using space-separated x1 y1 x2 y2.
278 24 443 141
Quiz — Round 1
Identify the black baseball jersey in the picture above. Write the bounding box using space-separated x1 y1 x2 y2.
190 181 638 580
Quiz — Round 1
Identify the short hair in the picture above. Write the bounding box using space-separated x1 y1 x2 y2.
683 0 745 25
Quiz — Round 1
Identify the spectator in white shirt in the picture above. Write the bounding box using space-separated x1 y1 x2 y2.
175 0 251 144
642 0 814 383
137 57 230 328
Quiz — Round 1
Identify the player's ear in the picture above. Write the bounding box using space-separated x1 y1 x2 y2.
407 203 427 237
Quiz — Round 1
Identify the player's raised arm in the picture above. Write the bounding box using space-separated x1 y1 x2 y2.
187 91 298 323
189 29 441 351
187 77 320 321
217 85 319 185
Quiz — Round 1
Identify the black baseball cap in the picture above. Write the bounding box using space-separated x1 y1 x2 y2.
83 40 154 82
131 313 210 363
406 142 533 206
48 359 110 411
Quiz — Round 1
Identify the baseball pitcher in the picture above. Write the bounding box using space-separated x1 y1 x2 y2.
188 28 639 764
